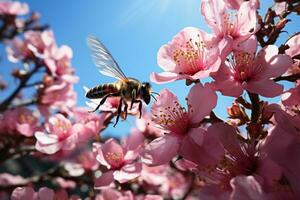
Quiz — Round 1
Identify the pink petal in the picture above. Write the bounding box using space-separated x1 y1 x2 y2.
150 72 179 84
230 176 265 200
208 123 243 158
218 36 233 59
234 35 257 54
201 0 225 35
102 139 124 166
236 1 259 37
101 188 122 200
113 162 142 183
94 170 114 189
246 79 283 97
123 129 144 152
258 54 292 80
11 187 36 200
187 83 217 124
94 143 111 169
224 0 244 9
286 33 300 57
142 135 179 166
35 132 58 145
263 111 300 196
16 124 34 137
38 187 55 200
144 195 164 200
35 141 62 155
179 128 224 167
151 89 178 114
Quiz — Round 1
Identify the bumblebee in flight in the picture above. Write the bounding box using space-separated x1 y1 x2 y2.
85 35 156 127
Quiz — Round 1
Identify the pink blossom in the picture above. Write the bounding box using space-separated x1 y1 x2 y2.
35 114 83 154
274 2 287 16
261 109 300 198
142 83 217 166
151 27 221 84
25 30 56 57
11 187 54 200
55 177 76 189
44 45 79 83
140 164 168 186
0 107 38 137
11 187 79 200
93 136 143 188
201 0 259 57
5 30 56 63
95 189 134 200
230 176 265 200
71 107 107 141
285 33 300 75
38 78 77 115
0 1 29 15
282 81 300 107
5 37 34 62
212 44 293 97
0 173 27 186
136 111 164 139
159 169 191 199
185 121 298 198
75 150 99 171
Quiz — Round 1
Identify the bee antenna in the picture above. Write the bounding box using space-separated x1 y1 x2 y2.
151 94 158 102
151 92 160 96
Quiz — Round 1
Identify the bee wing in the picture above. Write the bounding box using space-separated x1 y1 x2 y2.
87 35 128 81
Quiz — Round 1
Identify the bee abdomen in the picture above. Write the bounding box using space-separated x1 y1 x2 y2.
86 84 118 99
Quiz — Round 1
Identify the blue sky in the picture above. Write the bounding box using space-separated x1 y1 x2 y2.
1 0 299 138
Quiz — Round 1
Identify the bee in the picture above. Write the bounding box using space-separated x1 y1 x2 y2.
85 35 157 127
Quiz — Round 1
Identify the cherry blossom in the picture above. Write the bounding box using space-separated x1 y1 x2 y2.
285 33 300 75
212 44 293 97
201 0 259 58
0 1 29 16
151 27 221 84
142 83 217 166
0 107 38 137
93 136 143 188
35 114 84 154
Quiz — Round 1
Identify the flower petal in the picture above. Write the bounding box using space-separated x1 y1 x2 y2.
35 132 58 145
94 170 114 189
113 162 142 183
150 72 180 84
187 83 217 123
230 176 265 200
246 79 283 97
142 135 179 166
38 187 55 200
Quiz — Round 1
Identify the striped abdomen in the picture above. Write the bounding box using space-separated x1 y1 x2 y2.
86 83 119 99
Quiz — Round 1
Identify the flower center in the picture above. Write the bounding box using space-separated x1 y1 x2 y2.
153 100 189 136
105 152 124 168
172 35 206 75
55 121 70 140
227 52 260 83
222 12 238 37
18 114 35 124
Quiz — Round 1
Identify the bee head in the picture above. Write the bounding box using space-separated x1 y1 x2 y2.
141 82 151 104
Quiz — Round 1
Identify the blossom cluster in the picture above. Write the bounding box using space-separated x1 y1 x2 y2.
0 0 300 200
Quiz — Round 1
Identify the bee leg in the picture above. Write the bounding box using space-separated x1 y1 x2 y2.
123 101 128 120
132 100 143 118
130 89 137 110
114 98 123 127
137 100 143 118
88 93 117 113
